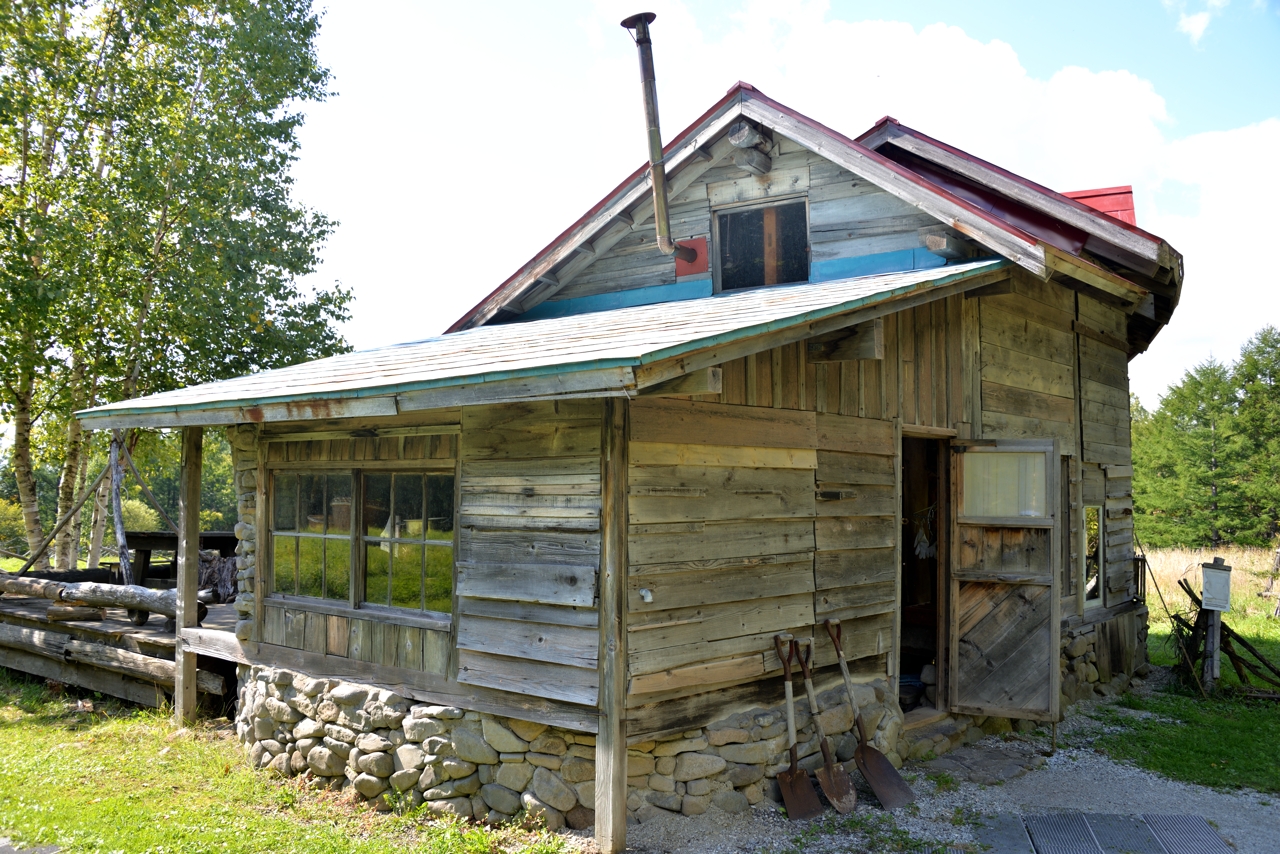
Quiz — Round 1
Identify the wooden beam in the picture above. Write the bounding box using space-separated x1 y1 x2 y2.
807 319 884 362
637 367 722 396
1072 320 1129 353
1043 245 1146 308
397 367 635 412
595 398 629 854
174 426 202 724
919 225 980 260
964 280 1016 299
732 148 772 176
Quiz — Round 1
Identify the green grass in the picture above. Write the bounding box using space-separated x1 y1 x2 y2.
1146 610 1280 692
0 668 566 854
1092 691 1280 792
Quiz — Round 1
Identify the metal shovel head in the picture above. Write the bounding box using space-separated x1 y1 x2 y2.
815 761 858 814
854 744 916 810
777 766 823 820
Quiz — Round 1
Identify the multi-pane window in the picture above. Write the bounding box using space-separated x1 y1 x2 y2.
270 470 455 615
1083 505 1103 603
717 200 809 290
362 473 455 613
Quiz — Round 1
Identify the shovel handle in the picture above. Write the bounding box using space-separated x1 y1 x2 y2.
775 633 797 754
796 638 837 765
825 618 862 720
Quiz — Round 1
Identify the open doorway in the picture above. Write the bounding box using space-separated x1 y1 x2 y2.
899 437 944 712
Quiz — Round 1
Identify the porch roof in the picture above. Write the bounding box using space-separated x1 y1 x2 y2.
78 259 1007 429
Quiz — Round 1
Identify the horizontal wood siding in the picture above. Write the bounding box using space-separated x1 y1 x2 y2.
261 603 450 677
625 398 896 735
455 400 603 706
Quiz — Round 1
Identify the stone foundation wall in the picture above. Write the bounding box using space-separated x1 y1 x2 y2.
227 425 259 642
1059 608 1150 707
235 664 904 827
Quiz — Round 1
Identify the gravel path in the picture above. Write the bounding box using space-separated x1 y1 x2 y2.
560 669 1279 853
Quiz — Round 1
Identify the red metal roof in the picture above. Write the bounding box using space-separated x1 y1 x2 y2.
1065 186 1137 226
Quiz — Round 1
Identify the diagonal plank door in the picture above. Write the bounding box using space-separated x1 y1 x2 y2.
949 440 1060 722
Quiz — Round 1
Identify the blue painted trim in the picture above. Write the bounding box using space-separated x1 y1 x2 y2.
810 248 947 283
79 261 1009 421
518 277 714 321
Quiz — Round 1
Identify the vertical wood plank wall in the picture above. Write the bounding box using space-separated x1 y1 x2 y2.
454 400 604 706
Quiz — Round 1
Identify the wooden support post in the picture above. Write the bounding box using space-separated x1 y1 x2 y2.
595 398 629 854
174 426 203 724
1203 609 1221 695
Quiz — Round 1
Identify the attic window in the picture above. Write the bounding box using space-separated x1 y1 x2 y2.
717 201 808 290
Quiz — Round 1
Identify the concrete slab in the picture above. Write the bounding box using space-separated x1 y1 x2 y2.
972 813 1036 854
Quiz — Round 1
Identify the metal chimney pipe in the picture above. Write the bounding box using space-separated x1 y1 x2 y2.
621 12 697 265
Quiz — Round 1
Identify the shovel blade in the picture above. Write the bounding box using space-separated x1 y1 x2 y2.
777 767 823 820
854 745 915 810
815 764 858 814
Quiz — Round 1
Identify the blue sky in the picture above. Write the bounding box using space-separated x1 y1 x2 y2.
292 0 1280 407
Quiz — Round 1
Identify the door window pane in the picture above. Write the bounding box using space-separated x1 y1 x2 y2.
364 474 391 537
962 452 1047 518
326 538 350 601
427 475 455 540
1084 506 1103 602
425 545 453 613
394 474 424 539
300 475 325 533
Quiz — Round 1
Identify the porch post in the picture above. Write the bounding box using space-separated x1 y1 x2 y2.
595 398 629 852
174 426 203 724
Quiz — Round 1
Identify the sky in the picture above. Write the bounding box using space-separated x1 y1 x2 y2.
289 0 1280 409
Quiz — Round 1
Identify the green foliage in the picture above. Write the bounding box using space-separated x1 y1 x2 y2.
1133 325 1280 547
1093 691 1280 792
116 497 159 534
0 498 27 553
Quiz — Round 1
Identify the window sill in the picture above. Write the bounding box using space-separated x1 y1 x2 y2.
264 595 451 632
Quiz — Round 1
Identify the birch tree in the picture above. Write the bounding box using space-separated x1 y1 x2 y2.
0 1 351 568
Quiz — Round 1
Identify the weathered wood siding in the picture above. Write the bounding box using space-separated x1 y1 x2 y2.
663 294 966 435
454 400 604 706
624 397 898 737
549 137 935 305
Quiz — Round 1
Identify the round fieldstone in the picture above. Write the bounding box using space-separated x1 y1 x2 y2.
520 791 565 831
496 761 534 792
427 797 472 818
480 783 522 815
481 717 529 753
353 773 388 798
565 804 594 830
452 727 499 765
532 766 577 812
361 751 394 777
403 716 445 741
390 768 419 792
712 789 750 814
394 743 426 772
529 734 568 756
329 683 369 706
356 733 393 753
674 752 727 782
682 794 710 816
560 756 595 784
293 719 325 740
306 746 345 776
442 757 477 779
508 719 548 742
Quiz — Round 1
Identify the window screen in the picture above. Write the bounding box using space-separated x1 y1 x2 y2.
718 201 808 290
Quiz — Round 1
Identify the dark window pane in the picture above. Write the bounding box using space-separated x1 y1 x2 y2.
391 543 424 609
719 207 764 290
300 475 325 534
327 475 353 536
776 202 809 284
427 475 455 540
364 543 390 606
298 537 323 598
424 544 453 614
273 474 297 531
719 201 808 290
394 474 424 540
325 538 350 601
364 474 391 537
273 535 296 595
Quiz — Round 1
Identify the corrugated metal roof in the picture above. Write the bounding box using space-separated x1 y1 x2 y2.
79 260 1006 424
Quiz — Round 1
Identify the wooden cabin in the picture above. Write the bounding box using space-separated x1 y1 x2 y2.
78 83 1182 850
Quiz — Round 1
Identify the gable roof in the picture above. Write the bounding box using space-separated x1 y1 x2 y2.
450 83 1181 338
78 260 1008 429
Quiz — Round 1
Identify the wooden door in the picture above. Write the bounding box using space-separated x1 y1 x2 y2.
948 440 1060 722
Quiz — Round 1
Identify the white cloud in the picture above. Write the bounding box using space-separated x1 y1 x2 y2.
1177 11 1213 42
290 0 1277 407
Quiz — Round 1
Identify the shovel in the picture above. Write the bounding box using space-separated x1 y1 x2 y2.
774 633 822 821
795 637 858 814
825 618 915 810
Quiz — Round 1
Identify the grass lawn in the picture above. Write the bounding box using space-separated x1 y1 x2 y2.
1092 691 1280 793
0 669 568 854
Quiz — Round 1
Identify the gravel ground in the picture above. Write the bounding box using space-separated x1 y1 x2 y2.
559 667 1279 853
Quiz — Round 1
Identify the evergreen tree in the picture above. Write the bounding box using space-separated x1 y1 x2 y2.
1232 326 1280 545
